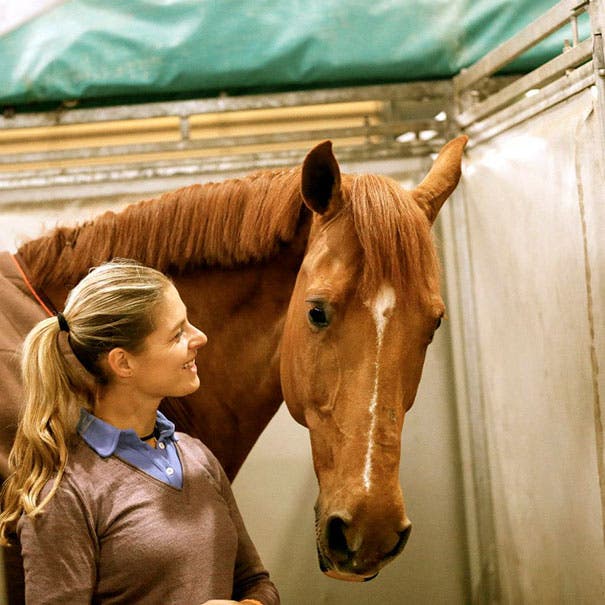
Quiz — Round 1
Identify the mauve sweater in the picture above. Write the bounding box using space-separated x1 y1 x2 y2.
17 433 279 605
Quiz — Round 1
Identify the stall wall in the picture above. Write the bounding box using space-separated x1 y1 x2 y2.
0 158 470 603
442 87 605 603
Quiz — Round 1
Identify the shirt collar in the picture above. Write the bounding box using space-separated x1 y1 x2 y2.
78 408 178 458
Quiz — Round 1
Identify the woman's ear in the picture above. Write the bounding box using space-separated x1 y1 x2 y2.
106 348 133 379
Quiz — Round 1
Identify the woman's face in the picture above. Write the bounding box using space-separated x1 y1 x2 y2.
126 284 207 402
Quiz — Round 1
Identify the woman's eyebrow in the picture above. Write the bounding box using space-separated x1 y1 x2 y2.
168 318 186 333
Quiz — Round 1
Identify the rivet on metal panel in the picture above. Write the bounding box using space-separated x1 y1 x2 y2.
593 33 605 76
571 14 579 46
180 116 190 140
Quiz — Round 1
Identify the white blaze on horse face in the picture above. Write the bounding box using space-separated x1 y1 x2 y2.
363 283 396 492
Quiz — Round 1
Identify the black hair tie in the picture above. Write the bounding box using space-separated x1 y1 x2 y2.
56 312 70 333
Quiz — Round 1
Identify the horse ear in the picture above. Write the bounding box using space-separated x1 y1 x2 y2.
301 140 342 215
413 135 468 224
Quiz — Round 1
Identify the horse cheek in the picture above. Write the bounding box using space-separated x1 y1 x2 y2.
280 319 312 427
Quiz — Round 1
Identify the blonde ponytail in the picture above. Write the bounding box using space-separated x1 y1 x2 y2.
0 259 172 544
0 316 87 544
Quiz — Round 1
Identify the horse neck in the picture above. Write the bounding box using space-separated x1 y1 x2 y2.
162 225 309 480
17 211 309 480
16 172 311 479
18 168 305 299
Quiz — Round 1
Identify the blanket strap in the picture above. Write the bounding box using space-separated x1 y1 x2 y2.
10 254 54 317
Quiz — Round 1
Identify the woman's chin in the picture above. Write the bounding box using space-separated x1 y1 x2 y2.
169 377 200 398
186 376 201 395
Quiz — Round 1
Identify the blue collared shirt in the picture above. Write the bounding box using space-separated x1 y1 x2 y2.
77 408 183 489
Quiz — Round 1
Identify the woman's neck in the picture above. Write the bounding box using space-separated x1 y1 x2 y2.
94 384 159 437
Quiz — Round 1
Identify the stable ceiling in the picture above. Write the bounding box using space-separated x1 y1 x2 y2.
0 0 580 110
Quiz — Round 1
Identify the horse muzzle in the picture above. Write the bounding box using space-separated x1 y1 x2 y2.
315 508 412 581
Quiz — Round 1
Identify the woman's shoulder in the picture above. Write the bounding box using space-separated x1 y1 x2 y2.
62 438 132 495
29 441 106 523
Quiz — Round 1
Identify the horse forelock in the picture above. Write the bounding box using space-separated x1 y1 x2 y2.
347 173 439 301
18 167 306 288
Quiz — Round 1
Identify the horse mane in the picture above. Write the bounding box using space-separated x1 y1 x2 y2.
348 173 439 299
19 164 438 300
19 167 306 289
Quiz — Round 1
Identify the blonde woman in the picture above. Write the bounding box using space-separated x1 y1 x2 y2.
0 259 279 605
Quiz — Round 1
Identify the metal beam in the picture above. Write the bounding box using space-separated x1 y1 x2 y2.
589 0 605 150
0 140 440 205
457 37 593 128
0 119 443 166
0 81 452 130
455 0 589 93
464 61 595 145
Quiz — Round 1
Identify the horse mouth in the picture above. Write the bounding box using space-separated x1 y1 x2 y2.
317 544 380 582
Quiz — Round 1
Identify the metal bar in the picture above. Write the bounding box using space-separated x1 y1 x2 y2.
457 37 593 128
465 61 595 145
440 195 502 604
0 120 442 165
0 142 437 203
590 0 605 153
0 81 452 130
455 0 589 93
586 0 605 553
0 141 437 184
179 116 190 141
572 14 580 45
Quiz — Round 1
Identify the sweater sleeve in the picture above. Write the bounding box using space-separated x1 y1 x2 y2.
17 478 97 604
203 446 280 605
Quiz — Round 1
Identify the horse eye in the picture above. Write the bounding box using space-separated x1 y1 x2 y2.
308 306 329 328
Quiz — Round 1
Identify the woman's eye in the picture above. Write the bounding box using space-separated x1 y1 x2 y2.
174 329 184 341
308 306 329 328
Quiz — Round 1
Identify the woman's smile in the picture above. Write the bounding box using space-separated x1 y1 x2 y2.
182 358 197 372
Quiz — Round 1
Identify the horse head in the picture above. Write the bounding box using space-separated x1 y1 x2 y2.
280 136 467 580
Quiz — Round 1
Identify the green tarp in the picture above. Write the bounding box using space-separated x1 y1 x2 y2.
0 0 588 109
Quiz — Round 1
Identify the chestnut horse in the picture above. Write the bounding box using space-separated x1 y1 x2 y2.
0 136 466 599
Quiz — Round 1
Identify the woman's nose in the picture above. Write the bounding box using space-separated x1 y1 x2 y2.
190 326 208 349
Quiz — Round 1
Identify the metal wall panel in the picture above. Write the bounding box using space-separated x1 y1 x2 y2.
443 87 605 603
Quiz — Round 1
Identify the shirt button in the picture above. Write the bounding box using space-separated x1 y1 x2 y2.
166 467 174 476
158 442 165 450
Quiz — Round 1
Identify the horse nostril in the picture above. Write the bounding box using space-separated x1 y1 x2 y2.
389 524 412 557
325 515 411 564
326 515 352 558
